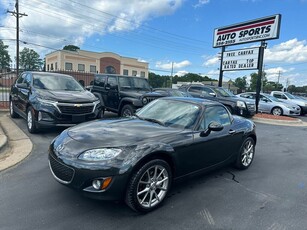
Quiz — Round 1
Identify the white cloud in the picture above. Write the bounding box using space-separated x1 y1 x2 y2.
193 0 210 8
175 70 188 76
203 56 219 66
265 39 307 63
0 0 184 61
156 60 191 70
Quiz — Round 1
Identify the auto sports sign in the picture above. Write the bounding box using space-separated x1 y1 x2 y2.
213 14 281 48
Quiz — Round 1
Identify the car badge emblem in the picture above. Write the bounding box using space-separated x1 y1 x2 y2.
74 104 82 107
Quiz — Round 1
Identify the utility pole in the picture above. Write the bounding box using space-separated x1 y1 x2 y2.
7 0 27 78
170 62 174 88
218 46 225 87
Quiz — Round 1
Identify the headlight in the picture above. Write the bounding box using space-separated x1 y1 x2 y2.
236 101 246 108
37 97 57 106
78 148 122 161
285 104 294 109
142 97 148 105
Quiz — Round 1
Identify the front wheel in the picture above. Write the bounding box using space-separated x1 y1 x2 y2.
9 100 19 118
120 104 135 117
234 137 255 170
271 107 283 116
125 159 172 213
27 106 38 133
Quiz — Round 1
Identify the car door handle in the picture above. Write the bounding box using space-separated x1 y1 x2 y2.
229 130 236 135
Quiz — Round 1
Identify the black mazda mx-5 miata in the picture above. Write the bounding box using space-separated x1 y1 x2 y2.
49 97 256 213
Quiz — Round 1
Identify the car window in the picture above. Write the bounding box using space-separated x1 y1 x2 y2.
198 106 231 130
107 76 118 90
189 86 202 93
94 75 106 87
24 73 32 87
240 93 254 99
201 87 215 96
273 93 287 100
16 73 26 84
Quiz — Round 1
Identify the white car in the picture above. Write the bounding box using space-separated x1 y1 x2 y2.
270 91 307 115
238 92 301 116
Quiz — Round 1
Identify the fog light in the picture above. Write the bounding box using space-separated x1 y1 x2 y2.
92 180 102 190
240 109 243 115
38 111 53 121
92 177 112 190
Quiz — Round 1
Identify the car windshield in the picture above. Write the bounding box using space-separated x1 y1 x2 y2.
33 74 84 91
284 92 296 99
118 77 151 91
214 87 234 97
136 99 201 130
263 94 279 102
169 90 187 97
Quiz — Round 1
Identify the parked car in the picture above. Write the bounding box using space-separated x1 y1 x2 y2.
49 97 257 213
270 91 307 115
90 74 164 117
9 71 102 133
238 92 301 116
153 88 191 97
178 84 255 117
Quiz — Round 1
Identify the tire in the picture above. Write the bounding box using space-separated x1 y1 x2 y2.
299 106 305 116
271 107 283 116
121 104 135 117
9 100 19 118
125 159 172 213
234 137 255 170
27 106 38 133
97 108 104 119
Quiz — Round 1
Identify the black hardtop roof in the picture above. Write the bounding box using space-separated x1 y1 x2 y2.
95 73 147 79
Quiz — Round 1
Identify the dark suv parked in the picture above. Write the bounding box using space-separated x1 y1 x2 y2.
179 84 255 117
90 74 164 117
10 71 102 133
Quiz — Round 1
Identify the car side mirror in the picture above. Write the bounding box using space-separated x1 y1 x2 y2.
200 121 223 137
17 83 29 89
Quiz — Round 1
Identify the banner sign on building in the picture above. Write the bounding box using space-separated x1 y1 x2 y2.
213 14 281 48
222 47 259 71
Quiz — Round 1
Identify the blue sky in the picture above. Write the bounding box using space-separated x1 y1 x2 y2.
1 0 307 87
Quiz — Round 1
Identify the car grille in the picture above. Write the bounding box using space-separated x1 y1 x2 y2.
49 154 74 184
57 103 94 115
247 103 255 112
146 96 160 103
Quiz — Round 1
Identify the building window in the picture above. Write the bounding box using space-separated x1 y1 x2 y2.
140 71 145 78
78 64 85 71
51 63 54 70
105 65 116 74
123 69 128 75
132 70 137 76
47 64 49 71
55 62 58 70
90 65 96 73
65 62 73 71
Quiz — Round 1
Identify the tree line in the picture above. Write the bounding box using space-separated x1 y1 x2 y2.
1 40 306 94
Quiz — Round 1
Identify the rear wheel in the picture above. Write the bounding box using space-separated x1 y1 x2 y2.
9 100 19 118
27 106 38 133
235 137 255 170
121 104 135 117
271 107 283 116
125 159 172 213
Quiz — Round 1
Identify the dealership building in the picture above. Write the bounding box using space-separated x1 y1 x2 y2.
45 49 149 78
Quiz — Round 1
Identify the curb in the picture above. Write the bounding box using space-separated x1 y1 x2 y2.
251 117 307 126
0 125 8 153
0 113 33 171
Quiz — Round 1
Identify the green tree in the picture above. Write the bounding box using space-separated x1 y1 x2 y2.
0 40 11 71
263 81 283 93
19 47 43 71
249 72 267 91
63 45 80 51
234 76 247 92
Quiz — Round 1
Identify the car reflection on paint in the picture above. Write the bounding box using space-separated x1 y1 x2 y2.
49 97 257 213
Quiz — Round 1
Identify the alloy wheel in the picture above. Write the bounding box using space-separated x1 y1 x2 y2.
272 107 282 116
136 165 169 209
241 139 254 167
27 110 33 130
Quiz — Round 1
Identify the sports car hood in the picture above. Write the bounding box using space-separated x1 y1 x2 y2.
35 89 97 103
67 118 180 145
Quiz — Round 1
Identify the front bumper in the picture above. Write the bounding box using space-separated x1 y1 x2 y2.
48 150 129 201
33 102 102 128
283 107 301 116
300 105 307 114
236 106 255 117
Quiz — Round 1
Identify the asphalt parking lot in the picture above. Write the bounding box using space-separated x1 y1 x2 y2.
0 114 307 230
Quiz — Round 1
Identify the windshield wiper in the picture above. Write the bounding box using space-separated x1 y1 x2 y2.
134 115 164 126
